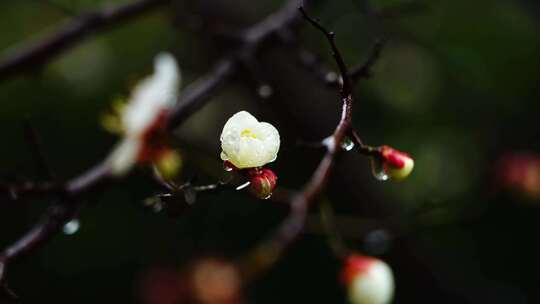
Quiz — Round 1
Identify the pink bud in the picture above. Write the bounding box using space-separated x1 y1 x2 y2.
341 254 394 304
380 146 414 181
248 168 277 199
496 152 540 198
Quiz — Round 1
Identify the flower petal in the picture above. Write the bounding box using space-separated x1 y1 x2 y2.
256 122 280 164
123 53 180 135
219 111 280 169
108 137 141 176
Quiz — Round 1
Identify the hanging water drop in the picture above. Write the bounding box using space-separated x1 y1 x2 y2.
224 162 234 172
257 84 273 99
370 157 390 181
340 137 355 151
63 219 80 235
262 193 272 200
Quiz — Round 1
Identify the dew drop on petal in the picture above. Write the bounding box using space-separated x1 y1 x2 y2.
340 137 355 151
370 157 390 181
236 181 251 191
63 219 80 235
257 84 273 99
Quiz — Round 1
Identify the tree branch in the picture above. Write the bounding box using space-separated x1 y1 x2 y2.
0 0 308 288
242 7 357 278
166 0 305 130
0 0 168 82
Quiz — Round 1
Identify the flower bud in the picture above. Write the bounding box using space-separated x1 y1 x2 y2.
220 111 280 169
341 254 394 304
380 146 414 181
248 168 277 199
496 152 540 199
154 150 183 180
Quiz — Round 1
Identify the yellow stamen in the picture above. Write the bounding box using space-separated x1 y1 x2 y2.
241 129 257 139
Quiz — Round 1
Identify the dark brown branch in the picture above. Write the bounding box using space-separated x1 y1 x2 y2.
166 59 236 130
0 161 110 286
349 38 386 83
298 7 352 97
0 0 168 82
166 0 305 130
349 128 382 158
242 7 356 277
295 38 385 89
0 0 308 287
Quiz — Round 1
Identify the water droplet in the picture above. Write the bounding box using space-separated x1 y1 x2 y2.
370 157 389 181
63 219 80 235
340 137 355 151
257 84 273 99
236 181 251 191
224 162 234 172
262 193 272 200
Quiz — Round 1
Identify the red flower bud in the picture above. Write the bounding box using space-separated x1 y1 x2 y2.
380 146 414 181
248 168 277 199
341 254 394 304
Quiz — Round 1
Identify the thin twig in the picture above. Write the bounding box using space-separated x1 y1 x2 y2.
295 38 386 88
241 7 356 279
299 7 352 97
349 38 386 83
166 0 305 130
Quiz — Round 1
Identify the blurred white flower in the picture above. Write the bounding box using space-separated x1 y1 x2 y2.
220 111 280 169
342 255 394 304
107 53 180 176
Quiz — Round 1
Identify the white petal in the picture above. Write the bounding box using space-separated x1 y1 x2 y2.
122 53 180 135
220 111 259 139
235 137 267 168
107 137 141 176
219 111 280 169
256 122 280 164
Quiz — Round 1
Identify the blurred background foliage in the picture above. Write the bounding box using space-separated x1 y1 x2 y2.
1 0 540 303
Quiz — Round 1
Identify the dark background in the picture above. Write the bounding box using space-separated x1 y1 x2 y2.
1 0 540 303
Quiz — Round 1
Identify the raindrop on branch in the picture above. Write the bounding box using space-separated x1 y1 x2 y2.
370 157 389 181
223 162 234 172
340 137 355 151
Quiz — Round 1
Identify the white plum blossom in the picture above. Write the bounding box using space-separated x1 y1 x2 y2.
107 53 180 176
220 111 280 169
